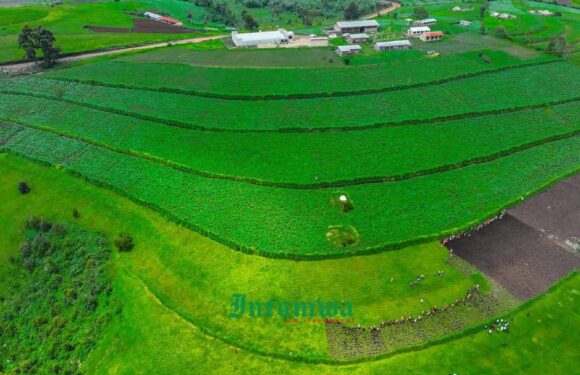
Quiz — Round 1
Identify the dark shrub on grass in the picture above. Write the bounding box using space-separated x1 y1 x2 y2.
18 181 30 195
72 208 80 219
114 233 134 252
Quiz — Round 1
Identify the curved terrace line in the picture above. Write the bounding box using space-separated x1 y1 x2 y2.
38 59 563 101
1 90 578 134
3 117 580 189
1 146 578 261
133 270 576 366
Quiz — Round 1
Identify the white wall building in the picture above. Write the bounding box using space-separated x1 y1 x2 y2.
334 20 379 34
231 29 294 47
144 11 162 20
407 26 430 37
374 40 412 51
346 33 370 44
336 45 362 56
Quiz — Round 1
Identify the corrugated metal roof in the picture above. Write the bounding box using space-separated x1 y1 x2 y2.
408 26 430 32
375 40 411 47
348 33 369 39
337 45 362 51
233 30 287 43
336 20 379 28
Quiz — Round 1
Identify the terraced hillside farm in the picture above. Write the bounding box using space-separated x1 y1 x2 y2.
0 1 579 373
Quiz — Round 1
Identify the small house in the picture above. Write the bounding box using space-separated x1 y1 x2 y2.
414 18 437 26
346 33 370 44
420 31 444 42
144 11 162 20
407 26 430 37
336 45 362 56
334 20 379 34
374 40 412 51
460 20 472 26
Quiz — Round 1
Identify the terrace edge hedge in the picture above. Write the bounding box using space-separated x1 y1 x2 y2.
4 117 580 190
2 90 578 134
1 140 579 261
41 59 563 100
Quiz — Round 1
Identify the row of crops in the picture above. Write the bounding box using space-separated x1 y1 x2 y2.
0 93 578 186
2 122 579 258
44 51 557 98
3 62 578 131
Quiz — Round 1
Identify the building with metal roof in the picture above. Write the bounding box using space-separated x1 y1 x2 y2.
336 45 362 56
334 20 379 34
407 26 430 37
374 40 412 51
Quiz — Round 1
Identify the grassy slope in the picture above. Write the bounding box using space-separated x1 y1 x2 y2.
2 62 579 131
0 1 210 63
44 50 556 97
0 154 485 361
2 154 577 374
0 96 578 185
1 124 579 258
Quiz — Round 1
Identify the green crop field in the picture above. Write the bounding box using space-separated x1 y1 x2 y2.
0 1 579 372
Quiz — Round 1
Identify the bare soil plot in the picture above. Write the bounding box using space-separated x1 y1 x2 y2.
86 19 195 34
446 173 580 300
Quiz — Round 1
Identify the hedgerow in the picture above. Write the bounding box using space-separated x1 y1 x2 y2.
1 126 579 258
0 100 578 187
1 62 578 131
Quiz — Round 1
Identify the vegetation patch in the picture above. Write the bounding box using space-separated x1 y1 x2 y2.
0 218 114 374
326 225 359 247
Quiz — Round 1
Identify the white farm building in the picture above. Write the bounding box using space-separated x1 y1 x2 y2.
231 29 294 47
334 20 379 34
407 26 430 37
374 40 412 51
336 45 362 56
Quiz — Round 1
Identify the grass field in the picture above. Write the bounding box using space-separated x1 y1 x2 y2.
0 154 578 373
1 2 579 371
0 1 214 63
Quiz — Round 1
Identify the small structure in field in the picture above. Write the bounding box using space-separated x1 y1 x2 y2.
374 40 412 51
420 31 444 42
492 12 517 19
310 35 329 47
407 26 430 38
144 11 183 26
336 45 362 56
335 20 379 34
414 18 437 26
460 20 472 26
346 33 370 44
529 9 554 16
231 29 294 47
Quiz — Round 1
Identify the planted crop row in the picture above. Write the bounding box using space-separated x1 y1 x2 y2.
44 51 558 99
1 93 578 186
3 62 578 132
2 123 579 258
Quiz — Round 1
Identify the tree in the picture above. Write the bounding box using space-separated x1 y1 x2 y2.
241 10 259 30
114 233 134 252
344 1 360 20
494 26 508 38
547 36 566 56
187 9 193 22
18 181 31 195
17 25 60 67
413 7 428 19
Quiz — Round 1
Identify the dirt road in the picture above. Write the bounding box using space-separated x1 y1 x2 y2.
0 35 225 75
361 2 401 19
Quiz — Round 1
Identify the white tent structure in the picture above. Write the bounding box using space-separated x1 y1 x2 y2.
231 29 294 47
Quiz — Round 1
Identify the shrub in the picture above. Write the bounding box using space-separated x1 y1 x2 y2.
18 181 31 195
326 225 359 247
72 209 80 219
114 233 134 252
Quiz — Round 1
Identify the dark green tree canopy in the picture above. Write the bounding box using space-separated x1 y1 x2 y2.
17 25 60 67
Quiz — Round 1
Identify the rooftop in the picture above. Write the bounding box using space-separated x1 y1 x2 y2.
375 40 412 47
336 20 379 28
424 31 444 37
409 26 431 32
233 30 289 43
337 45 362 51
348 33 369 39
